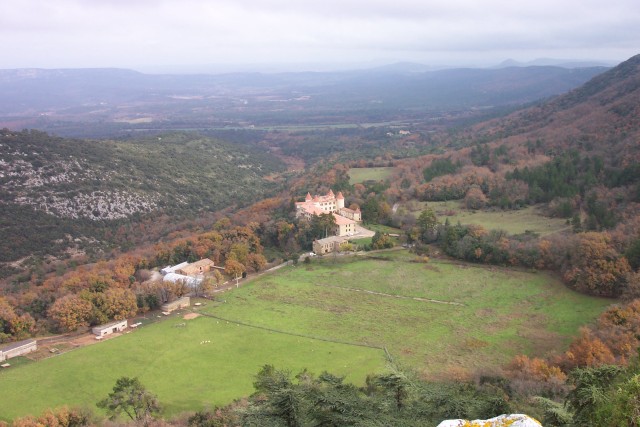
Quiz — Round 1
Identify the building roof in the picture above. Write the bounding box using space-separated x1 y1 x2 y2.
332 213 356 225
336 191 344 199
296 202 325 216
315 236 343 245
340 207 360 214
0 339 36 352
163 273 201 287
190 258 214 268
161 261 189 274
179 258 215 276
93 320 127 331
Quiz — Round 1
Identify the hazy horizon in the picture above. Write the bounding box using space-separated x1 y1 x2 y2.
2 0 638 73
0 56 624 75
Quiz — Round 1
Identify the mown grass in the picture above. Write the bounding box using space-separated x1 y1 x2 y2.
348 167 396 184
421 201 570 236
0 251 612 421
0 315 382 421
363 223 403 235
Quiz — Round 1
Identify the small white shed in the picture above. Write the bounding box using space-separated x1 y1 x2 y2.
92 319 128 337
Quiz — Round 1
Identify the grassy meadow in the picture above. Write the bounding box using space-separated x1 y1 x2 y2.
421 201 570 236
209 251 610 372
0 250 612 421
348 167 396 184
0 314 382 421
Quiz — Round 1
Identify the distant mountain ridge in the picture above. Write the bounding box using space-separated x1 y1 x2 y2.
496 58 616 68
0 64 609 137
471 53 640 164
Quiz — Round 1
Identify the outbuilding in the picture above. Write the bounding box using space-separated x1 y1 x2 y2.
160 262 189 276
0 339 37 362
312 236 343 255
177 258 215 276
163 272 201 287
161 296 191 312
92 319 128 337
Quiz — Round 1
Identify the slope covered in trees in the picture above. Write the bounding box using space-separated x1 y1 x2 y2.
0 130 284 264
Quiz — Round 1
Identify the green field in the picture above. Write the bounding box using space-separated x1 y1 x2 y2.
422 201 570 236
208 251 611 372
0 251 612 421
0 315 382 421
349 167 396 184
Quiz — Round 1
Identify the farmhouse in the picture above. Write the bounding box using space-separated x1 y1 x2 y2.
161 296 191 312
296 189 362 237
177 258 215 276
312 236 343 255
0 339 37 362
92 319 128 337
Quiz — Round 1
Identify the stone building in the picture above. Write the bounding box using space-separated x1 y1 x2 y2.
295 189 362 237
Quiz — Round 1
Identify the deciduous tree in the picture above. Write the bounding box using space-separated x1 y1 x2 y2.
48 295 92 332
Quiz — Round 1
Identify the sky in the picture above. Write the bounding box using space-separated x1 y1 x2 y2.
1 0 639 72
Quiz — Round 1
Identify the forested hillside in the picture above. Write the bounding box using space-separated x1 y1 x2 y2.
0 130 284 265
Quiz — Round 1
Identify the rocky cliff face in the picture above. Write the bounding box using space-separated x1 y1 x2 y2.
0 142 159 219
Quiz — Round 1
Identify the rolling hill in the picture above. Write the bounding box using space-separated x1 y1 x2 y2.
0 130 284 265
469 53 640 165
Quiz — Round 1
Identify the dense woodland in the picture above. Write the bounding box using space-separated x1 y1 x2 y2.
1 55 640 425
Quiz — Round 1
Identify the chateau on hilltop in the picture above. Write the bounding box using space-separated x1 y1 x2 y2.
295 189 362 237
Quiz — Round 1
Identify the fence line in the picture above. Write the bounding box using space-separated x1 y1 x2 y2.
196 311 384 350
317 284 465 306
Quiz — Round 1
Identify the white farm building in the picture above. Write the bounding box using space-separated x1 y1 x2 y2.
0 339 37 362
92 319 128 337
163 272 202 287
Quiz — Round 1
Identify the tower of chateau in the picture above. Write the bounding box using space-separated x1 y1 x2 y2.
336 191 345 209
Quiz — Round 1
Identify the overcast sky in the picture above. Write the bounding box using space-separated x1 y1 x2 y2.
2 0 639 72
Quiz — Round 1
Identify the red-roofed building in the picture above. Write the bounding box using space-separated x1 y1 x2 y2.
295 189 361 236
332 213 356 236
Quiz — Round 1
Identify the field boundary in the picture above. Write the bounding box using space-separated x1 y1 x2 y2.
196 311 384 350
317 283 465 306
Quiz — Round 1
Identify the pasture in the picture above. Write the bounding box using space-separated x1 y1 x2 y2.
0 250 612 421
421 201 570 236
348 167 396 184
208 251 610 373
0 314 382 421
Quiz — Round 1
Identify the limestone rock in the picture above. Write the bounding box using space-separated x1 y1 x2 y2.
436 414 542 427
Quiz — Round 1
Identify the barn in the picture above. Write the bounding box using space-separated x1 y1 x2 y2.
177 258 215 276
92 319 128 337
0 339 37 362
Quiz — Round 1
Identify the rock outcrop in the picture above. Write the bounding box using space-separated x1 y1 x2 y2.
436 414 541 427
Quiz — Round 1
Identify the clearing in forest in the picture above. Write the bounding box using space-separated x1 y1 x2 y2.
419 201 570 236
349 167 396 184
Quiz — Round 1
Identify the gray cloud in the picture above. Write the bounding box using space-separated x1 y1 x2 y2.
1 0 638 70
